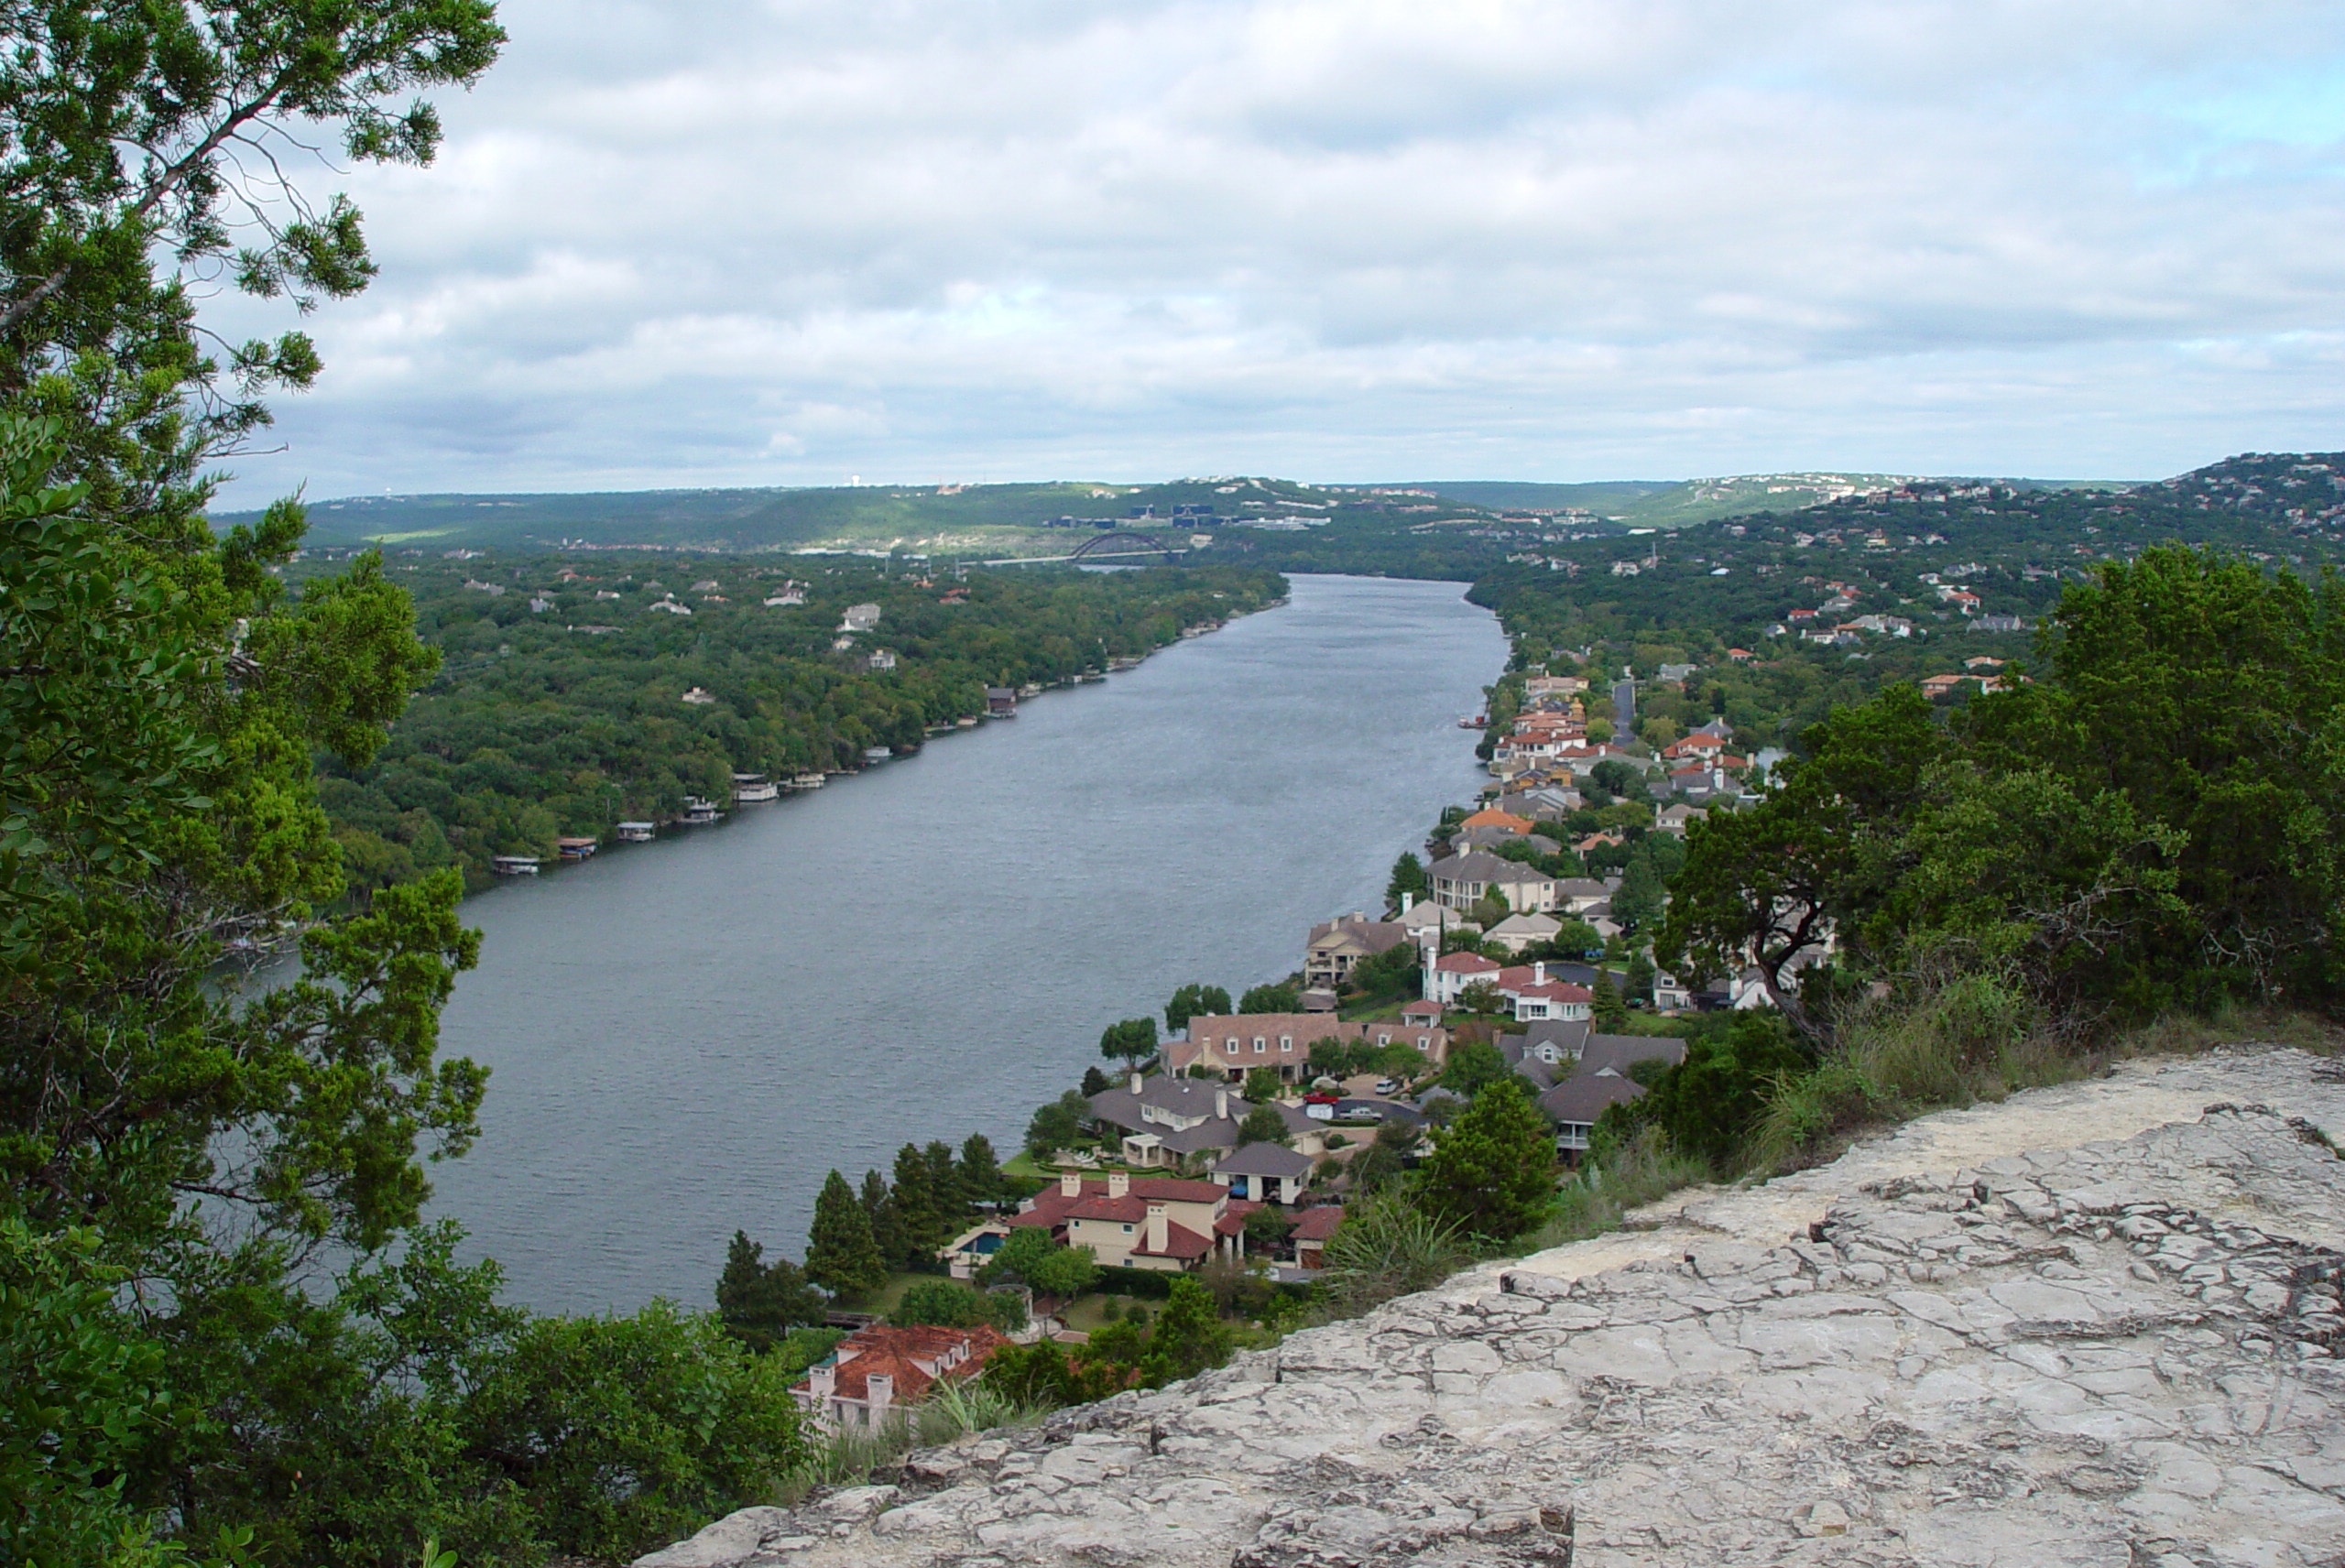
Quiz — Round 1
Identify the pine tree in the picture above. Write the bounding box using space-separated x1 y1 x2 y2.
957 1133 1006 1210
889 1143 944 1266
859 1169 906 1271
1415 1077 1557 1241
923 1139 965 1220
714 1230 823 1350
1592 969 1630 1030
806 1171 886 1301
1140 1276 1232 1385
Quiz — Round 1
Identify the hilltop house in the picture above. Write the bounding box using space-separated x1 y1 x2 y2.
839 602 882 632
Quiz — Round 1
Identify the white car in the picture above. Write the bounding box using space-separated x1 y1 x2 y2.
1373 1078 1400 1096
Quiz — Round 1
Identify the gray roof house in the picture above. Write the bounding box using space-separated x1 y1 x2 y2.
1209 1142 1314 1205
1087 1077 1314 1171
1426 851 1559 914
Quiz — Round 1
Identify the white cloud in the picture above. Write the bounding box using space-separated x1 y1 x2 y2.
209 0 2345 506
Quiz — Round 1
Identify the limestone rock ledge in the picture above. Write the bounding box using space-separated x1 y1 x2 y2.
634 1047 2345 1568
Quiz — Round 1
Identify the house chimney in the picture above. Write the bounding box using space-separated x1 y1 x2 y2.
811 1362 836 1398
1107 1170 1129 1199
1216 1088 1229 1120
1059 1170 1081 1199
1535 961 1546 985
867 1372 893 1411
1400 891 1414 913
1129 1070 1142 1094
1145 1203 1169 1254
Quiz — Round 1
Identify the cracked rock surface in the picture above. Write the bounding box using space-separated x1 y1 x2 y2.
632 1047 2345 1568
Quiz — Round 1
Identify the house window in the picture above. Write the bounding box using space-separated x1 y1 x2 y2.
1123 1223 1133 1232
1254 1040 1266 1053
1375 1032 1390 1045
1279 1036 1292 1050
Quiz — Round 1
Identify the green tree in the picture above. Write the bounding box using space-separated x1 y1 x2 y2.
977 1226 1098 1302
1238 981 1301 1014
1624 951 1656 1005
1349 941 1422 997
1415 1077 1556 1240
858 1168 905 1270
714 1231 824 1352
1631 1012 1811 1171
1455 980 1507 1015
454 1302 806 1564
1241 1066 1283 1104
1081 1064 1114 1095
889 1142 947 1267
923 1138 966 1219
1438 1038 1509 1096
1025 1089 1091 1160
1098 1016 1159 1068
1591 969 1629 1030
1138 1276 1230 1385
804 1171 886 1301
0 1218 189 1568
956 1133 1007 1209
1237 1100 1292 1147
1386 851 1427 908
1164 983 1231 1033
891 1278 987 1328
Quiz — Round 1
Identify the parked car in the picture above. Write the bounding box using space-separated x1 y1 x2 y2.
1372 1078 1400 1095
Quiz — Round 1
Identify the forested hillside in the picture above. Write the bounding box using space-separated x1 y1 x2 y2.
307 552 1282 887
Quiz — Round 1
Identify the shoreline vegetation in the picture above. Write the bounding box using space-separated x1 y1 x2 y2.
288 551 1288 896
16 8 2345 1566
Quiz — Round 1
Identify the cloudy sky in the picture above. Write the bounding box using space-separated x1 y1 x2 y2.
211 0 2345 506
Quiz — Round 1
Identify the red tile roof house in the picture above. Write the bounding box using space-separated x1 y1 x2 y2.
1007 1169 1258 1271
1290 1204 1346 1270
1424 950 1502 1007
791 1322 1011 1433
1168 1014 1450 1083
1492 962 1593 1023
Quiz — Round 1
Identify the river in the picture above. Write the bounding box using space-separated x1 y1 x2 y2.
425 572 1506 1314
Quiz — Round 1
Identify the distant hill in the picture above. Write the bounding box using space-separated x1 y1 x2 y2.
242 468 2132 556
1413 473 2121 528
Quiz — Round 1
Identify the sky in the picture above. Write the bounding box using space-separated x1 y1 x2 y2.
208 0 2345 507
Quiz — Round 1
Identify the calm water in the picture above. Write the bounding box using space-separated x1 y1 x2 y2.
426 573 1504 1313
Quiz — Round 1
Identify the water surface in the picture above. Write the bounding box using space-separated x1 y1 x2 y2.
428 573 1504 1312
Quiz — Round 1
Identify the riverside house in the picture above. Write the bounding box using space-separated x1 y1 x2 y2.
1302 913 1411 988
1425 850 1559 913
1169 1014 1451 1083
1005 1170 1260 1271
1085 1074 1323 1168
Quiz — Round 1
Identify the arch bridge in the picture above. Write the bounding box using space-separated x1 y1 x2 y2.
1067 529 1186 562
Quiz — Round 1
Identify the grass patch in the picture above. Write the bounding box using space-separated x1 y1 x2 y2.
1520 1126 1714 1255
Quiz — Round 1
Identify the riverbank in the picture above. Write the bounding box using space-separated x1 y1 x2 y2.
422 573 1506 1313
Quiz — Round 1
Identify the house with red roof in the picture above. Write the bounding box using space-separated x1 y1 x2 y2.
1003 1169 1258 1271
1290 1204 1346 1270
792 1322 1011 1432
1424 949 1501 1006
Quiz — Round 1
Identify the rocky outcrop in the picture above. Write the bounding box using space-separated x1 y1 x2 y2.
635 1047 2345 1567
